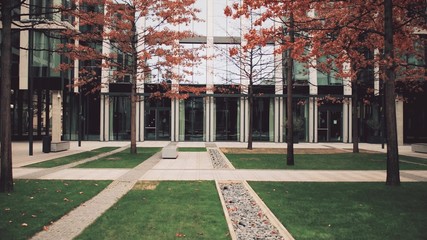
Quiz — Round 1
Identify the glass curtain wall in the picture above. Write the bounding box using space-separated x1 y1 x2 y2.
317 56 342 85
179 97 205 141
109 96 131 140
213 97 239 141
252 97 274 141
283 98 309 142
144 98 171 140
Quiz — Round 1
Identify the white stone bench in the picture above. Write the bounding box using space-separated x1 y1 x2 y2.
412 143 427 154
162 145 178 159
51 141 70 152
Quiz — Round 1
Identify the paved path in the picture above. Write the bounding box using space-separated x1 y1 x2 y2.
8 141 427 239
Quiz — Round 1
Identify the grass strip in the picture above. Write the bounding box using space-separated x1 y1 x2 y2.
25 147 120 168
250 182 427 240
0 180 110 240
178 147 207 152
76 181 230 240
226 153 427 170
75 147 161 168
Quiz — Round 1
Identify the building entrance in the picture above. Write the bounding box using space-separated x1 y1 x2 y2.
145 108 171 140
318 105 342 142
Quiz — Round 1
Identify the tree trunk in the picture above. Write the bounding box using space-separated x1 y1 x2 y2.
286 12 295 166
0 0 14 192
352 81 359 153
384 0 400 186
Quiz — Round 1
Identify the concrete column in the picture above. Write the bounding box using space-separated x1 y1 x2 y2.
308 97 317 143
51 90 62 142
19 30 29 90
274 43 283 142
100 94 110 141
396 100 404 146
309 55 318 142
171 98 177 141
342 99 351 143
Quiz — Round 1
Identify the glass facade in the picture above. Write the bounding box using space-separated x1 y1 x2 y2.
144 98 171 140
252 97 274 141
6 0 425 144
214 97 239 141
317 56 342 85
179 97 205 141
109 96 131 140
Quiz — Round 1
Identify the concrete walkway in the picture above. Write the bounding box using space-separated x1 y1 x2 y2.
8 141 427 239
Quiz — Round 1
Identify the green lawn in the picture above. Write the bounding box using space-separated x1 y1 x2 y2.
250 182 427 240
25 147 120 168
225 153 427 170
76 181 230 240
75 147 161 168
178 147 207 152
0 180 110 240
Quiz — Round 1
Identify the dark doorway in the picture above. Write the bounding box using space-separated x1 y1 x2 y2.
215 97 238 141
145 98 171 140
111 96 131 140
318 104 342 142
184 97 204 141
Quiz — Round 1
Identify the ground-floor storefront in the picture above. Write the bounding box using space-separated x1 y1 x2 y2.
9 85 426 145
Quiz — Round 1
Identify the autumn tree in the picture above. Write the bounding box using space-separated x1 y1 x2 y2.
60 0 201 154
216 8 279 150
225 1 312 163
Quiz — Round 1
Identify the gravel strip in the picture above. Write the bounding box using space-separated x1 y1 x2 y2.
219 182 285 240
209 148 230 169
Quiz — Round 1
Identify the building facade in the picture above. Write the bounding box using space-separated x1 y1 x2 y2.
2 0 426 144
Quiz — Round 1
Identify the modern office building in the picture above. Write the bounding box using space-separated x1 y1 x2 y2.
2 0 426 145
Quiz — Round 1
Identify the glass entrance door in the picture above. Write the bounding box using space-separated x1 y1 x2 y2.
318 105 342 142
144 108 171 140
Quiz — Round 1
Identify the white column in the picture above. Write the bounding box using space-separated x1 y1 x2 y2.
19 3 29 89
342 60 352 143
396 99 404 146
51 90 62 142
206 0 214 142
19 30 29 90
374 49 380 96
309 55 318 142
342 100 351 143
100 94 110 141
274 46 283 142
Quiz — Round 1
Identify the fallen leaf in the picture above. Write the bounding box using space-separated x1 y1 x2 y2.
43 226 49 231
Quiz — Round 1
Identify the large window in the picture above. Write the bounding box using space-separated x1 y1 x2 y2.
252 97 274 141
317 56 342 85
32 31 61 78
213 44 240 84
179 44 207 84
214 97 239 141
179 97 205 141
214 0 240 37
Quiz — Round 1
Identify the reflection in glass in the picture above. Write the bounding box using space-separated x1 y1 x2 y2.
214 97 239 141
179 97 205 141
252 97 274 141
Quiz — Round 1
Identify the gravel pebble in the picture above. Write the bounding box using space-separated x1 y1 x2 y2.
209 149 230 169
219 182 285 240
